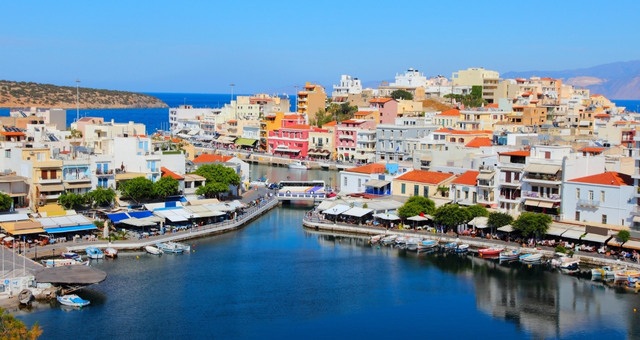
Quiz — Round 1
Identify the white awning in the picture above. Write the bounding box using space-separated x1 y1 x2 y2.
365 179 390 188
633 215 640 223
407 215 431 221
524 199 540 207
469 216 488 228
538 201 554 208
477 172 494 180
561 228 586 240
525 164 561 175
323 204 351 216
373 213 400 221
342 207 373 218
497 224 514 233
546 225 567 236
621 240 640 251
581 233 610 243
0 213 30 222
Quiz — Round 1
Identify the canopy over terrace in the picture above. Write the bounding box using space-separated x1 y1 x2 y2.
469 216 489 229
373 213 400 221
560 227 586 241
1 220 45 236
497 224 514 233
322 204 351 216
406 215 432 229
184 205 227 218
37 214 97 234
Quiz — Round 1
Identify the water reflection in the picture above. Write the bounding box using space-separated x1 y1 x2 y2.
312 232 640 339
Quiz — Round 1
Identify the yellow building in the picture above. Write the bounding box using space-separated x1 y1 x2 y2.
24 148 63 210
297 83 327 124
391 169 455 199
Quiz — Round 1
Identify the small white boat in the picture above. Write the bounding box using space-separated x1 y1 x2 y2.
442 242 458 252
406 237 421 251
456 244 469 253
519 253 544 263
85 246 104 259
417 239 438 252
104 247 118 258
41 258 89 268
57 294 90 308
550 253 579 269
591 266 615 280
156 242 185 254
370 234 385 244
165 241 190 252
499 249 521 261
288 161 308 170
145 245 163 256
380 235 398 246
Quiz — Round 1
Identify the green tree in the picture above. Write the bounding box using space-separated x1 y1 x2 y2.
434 204 470 233
512 212 552 238
196 182 230 199
194 164 241 197
153 176 179 199
390 89 413 100
466 205 489 219
487 211 513 229
58 192 86 210
119 177 154 203
444 85 486 108
0 192 12 211
0 307 42 339
397 196 435 218
617 229 631 243
85 187 116 208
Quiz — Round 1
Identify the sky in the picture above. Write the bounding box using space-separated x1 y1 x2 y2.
1 1 639 95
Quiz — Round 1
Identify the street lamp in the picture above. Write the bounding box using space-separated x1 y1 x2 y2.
75 79 81 122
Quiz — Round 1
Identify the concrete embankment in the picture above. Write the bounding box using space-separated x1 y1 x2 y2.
301 217 640 270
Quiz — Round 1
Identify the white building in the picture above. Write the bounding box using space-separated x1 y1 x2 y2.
332 75 362 98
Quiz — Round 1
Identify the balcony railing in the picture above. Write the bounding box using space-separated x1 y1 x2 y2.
522 190 561 201
576 199 600 208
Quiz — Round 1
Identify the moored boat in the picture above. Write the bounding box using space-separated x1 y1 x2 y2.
499 249 521 261
85 246 104 259
478 247 503 257
591 266 615 280
370 234 385 244
156 242 185 254
456 244 469 253
104 247 118 258
380 235 398 246
614 269 640 281
57 294 90 308
145 245 163 255
550 253 579 269
406 237 421 251
442 242 458 252
41 258 89 268
288 161 307 170
417 239 438 252
61 251 81 260
519 253 544 263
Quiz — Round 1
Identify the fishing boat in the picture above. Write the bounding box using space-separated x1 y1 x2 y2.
417 239 438 252
57 294 90 308
614 269 640 281
41 258 89 268
380 235 398 246
369 234 385 244
519 253 544 263
104 247 118 258
61 251 81 260
156 242 185 254
499 249 521 261
442 242 458 252
288 161 307 170
406 237 421 251
85 246 104 259
478 247 503 257
145 245 163 255
591 266 616 280
456 244 469 253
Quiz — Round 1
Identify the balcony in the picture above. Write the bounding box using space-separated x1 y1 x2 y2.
38 178 62 184
522 190 561 202
476 196 494 205
499 179 521 187
96 169 115 177
499 195 521 203
523 173 561 184
63 174 91 183
477 180 493 188
577 199 600 208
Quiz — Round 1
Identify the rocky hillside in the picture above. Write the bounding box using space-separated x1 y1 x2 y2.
0 80 167 109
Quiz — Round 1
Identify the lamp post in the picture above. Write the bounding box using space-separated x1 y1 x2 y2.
75 79 81 122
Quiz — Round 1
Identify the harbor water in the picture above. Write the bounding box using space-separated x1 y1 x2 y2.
12 165 640 339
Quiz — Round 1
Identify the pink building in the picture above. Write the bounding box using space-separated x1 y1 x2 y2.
335 119 377 162
369 97 398 124
268 114 310 158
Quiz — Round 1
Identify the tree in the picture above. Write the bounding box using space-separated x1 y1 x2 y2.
58 192 86 210
194 164 241 197
390 89 413 100
85 187 116 208
433 204 470 233
0 307 42 339
466 205 489 219
436 185 449 197
0 192 12 211
119 177 154 203
617 229 631 243
153 176 179 199
487 211 513 229
443 85 486 108
512 212 552 238
397 196 435 218
196 182 230 199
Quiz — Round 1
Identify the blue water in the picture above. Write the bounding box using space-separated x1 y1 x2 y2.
12 166 640 339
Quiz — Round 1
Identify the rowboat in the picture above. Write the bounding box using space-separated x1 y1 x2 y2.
456 244 469 253
478 247 503 257
104 247 118 258
57 294 90 308
499 249 520 261
519 253 544 263
591 266 615 280
145 245 163 256
614 269 640 282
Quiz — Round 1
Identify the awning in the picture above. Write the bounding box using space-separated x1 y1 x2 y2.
524 164 561 175
0 213 30 222
373 213 400 221
497 224 514 233
621 240 640 251
538 201 554 209
153 209 190 222
633 216 640 223
546 225 567 236
581 233 610 243
64 182 92 189
1 220 45 235
235 138 257 147
116 172 147 181
119 218 157 227
561 228 585 240
323 204 351 216
37 184 65 192
524 200 540 207
342 207 373 218
44 224 97 234
407 215 431 221
365 179 390 188
217 136 236 144
477 172 494 180
107 212 130 223
469 216 488 228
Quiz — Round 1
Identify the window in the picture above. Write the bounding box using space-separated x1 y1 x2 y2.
401 183 406 194
423 186 428 197
4 149 10 158
343 176 348 187
602 215 607 224
588 190 594 200
357 179 361 188
600 190 605 202
414 185 419 196
575 211 580 221
576 188 580 199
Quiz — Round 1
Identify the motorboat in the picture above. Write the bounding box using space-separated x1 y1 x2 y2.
478 247 503 257
614 269 640 282
145 245 163 256
442 242 458 252
591 266 616 280
156 242 185 254
406 237 421 251
104 247 118 258
550 253 579 269
85 246 104 259
164 241 190 252
499 249 521 261
61 252 81 260
369 234 385 244
519 253 544 263
57 294 90 308
380 235 398 246
288 161 308 170
41 258 89 268
417 239 438 252
456 244 469 253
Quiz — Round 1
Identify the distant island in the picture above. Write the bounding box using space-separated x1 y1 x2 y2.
0 80 168 109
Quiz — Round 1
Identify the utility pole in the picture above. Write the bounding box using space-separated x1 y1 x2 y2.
75 79 81 122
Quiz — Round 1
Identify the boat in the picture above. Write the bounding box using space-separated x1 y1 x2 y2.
613 269 640 281
145 245 163 256
478 247 503 257
319 162 330 170
456 244 469 253
417 239 438 252
18 289 33 305
499 249 521 261
164 241 190 252
369 234 385 244
519 253 544 263
104 247 118 258
41 258 89 268
591 266 616 280
57 294 90 308
85 246 104 259
61 251 81 259
288 161 307 170
249 176 269 188
406 237 421 251
550 253 579 269
156 242 185 254
394 236 408 247
442 242 458 252
380 235 398 246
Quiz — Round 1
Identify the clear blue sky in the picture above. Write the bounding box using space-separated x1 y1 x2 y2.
1 1 638 95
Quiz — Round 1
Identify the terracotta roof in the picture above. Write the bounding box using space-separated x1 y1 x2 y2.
345 163 386 174
498 150 530 157
369 97 394 104
594 113 610 118
161 167 184 180
579 147 605 153
283 114 303 119
322 121 337 127
452 170 479 186
395 170 454 185
465 137 492 148
0 131 25 137
486 103 499 108
438 109 461 117
340 119 364 125
288 124 311 130
192 154 233 164
568 172 633 186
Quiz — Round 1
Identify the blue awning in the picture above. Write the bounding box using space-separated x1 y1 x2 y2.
45 224 97 234
107 212 130 223
128 211 153 219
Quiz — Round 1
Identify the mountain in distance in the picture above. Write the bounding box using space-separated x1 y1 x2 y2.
503 60 640 100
